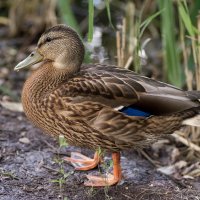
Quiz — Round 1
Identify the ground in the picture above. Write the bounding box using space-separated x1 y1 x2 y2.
0 106 200 200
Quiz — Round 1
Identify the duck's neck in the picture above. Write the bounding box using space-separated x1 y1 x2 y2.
22 62 76 106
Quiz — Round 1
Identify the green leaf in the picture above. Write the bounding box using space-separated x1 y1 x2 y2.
88 0 94 42
139 9 163 39
51 179 60 183
59 168 65 175
58 0 81 35
105 0 114 28
58 135 68 148
158 0 182 87
178 1 195 36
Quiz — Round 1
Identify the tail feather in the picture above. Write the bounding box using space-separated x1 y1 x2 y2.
186 91 200 100
174 106 200 127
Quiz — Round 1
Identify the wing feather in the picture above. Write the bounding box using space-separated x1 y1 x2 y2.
55 64 199 113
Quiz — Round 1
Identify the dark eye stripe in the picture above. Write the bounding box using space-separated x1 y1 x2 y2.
38 36 63 48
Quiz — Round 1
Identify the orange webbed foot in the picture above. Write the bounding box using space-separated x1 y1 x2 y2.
64 152 101 171
84 152 122 187
84 174 120 187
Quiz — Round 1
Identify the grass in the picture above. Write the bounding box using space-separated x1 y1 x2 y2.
88 0 94 42
51 140 113 198
51 135 71 199
0 170 18 180
115 1 162 72
88 0 114 42
105 0 114 29
158 0 182 87
58 0 81 35
176 0 200 162
177 0 200 90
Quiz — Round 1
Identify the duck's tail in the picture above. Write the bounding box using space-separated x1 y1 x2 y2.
179 91 200 126
182 105 200 127
186 91 200 100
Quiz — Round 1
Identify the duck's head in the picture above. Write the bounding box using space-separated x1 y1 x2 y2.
14 25 85 72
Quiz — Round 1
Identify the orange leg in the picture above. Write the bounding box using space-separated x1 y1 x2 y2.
63 151 101 171
84 152 122 187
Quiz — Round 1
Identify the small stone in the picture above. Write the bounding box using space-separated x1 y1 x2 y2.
20 131 26 137
0 67 9 78
19 137 30 144
17 116 23 121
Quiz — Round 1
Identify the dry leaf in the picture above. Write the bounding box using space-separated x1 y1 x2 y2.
0 101 23 112
157 165 176 175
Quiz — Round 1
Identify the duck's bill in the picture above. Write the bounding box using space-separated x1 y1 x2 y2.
14 50 43 71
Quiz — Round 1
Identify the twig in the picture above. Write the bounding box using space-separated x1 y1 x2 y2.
124 56 133 69
121 18 126 67
116 31 121 67
42 165 60 173
41 139 58 151
173 132 200 152
122 193 132 199
197 14 200 90
139 149 161 167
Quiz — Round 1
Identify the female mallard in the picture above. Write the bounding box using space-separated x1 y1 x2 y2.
15 25 200 187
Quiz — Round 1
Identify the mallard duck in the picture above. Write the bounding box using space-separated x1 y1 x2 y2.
15 24 200 187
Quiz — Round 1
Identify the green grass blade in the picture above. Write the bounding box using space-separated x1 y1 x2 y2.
178 1 200 36
139 9 163 39
105 0 114 28
88 0 94 42
58 0 81 35
178 1 195 36
158 0 182 87
190 0 200 24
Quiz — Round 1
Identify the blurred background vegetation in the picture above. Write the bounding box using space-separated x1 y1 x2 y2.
1 0 200 180
1 0 200 87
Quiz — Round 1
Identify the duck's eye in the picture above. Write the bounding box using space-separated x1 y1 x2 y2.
46 37 51 42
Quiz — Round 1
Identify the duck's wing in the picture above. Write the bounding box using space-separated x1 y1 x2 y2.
56 64 200 115
55 96 200 151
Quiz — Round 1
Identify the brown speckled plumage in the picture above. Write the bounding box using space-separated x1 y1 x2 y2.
15 25 200 186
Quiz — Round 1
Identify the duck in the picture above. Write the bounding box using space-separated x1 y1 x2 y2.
14 24 200 187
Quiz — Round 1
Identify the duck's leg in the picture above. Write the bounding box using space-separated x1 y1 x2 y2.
64 151 101 171
84 152 122 187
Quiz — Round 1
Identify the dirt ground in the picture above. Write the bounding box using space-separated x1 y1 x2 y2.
0 106 200 200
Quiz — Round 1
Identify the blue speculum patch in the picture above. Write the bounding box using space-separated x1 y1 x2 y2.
120 106 151 117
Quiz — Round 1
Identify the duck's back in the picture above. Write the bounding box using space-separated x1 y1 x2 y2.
62 64 200 116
